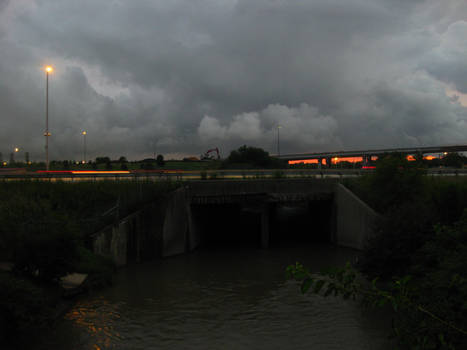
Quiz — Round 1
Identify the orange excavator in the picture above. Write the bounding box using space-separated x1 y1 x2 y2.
200 147 220 161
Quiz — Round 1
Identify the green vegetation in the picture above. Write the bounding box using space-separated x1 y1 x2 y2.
156 154 165 167
0 272 57 347
222 145 286 169
289 154 467 349
0 180 180 346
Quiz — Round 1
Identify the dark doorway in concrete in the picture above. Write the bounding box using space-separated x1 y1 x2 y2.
269 198 333 247
191 203 262 249
190 196 334 250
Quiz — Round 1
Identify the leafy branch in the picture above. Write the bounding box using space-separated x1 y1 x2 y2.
286 262 467 348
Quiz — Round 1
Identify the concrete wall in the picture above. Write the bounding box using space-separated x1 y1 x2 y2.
93 199 168 266
93 217 129 267
161 187 202 256
186 179 336 197
92 180 380 265
162 187 188 256
334 183 380 250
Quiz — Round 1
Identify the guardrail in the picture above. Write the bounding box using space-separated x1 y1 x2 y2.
0 168 466 181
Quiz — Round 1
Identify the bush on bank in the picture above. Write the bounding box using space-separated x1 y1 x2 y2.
0 272 56 347
345 155 467 279
0 180 180 344
290 154 467 349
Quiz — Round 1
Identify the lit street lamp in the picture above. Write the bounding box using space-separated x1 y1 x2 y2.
82 131 87 163
45 66 53 171
10 147 19 163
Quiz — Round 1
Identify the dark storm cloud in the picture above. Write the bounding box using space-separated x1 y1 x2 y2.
420 21 467 93
0 0 466 160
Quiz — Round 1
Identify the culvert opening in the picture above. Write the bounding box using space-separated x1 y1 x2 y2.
269 198 334 247
190 197 334 250
191 203 262 249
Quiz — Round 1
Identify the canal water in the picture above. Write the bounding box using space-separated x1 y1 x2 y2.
44 243 392 350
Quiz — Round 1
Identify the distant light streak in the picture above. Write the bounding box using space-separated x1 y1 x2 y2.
36 170 131 174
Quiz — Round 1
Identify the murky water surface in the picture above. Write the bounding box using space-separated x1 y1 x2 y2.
47 244 392 350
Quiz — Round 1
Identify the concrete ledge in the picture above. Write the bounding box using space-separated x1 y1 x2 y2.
60 273 88 289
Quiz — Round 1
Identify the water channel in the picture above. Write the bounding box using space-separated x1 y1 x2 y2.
43 206 393 350
41 245 392 350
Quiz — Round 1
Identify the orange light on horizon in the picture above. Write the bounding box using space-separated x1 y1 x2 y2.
289 159 319 165
289 156 364 165
407 155 442 161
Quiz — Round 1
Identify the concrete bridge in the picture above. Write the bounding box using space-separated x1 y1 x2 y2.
93 179 379 266
276 144 467 166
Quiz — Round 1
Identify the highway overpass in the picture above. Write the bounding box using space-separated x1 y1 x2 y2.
275 144 467 164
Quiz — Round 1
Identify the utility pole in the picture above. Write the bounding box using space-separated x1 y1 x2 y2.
277 125 282 156
44 66 53 171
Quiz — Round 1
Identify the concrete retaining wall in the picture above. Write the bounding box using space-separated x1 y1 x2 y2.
334 183 380 250
162 187 188 256
92 199 168 266
186 179 336 196
93 180 380 265
93 222 128 267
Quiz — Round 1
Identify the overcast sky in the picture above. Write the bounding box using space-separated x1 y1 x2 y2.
1 0 467 161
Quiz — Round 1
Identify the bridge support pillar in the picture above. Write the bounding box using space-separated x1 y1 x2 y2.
261 205 270 249
362 155 369 166
326 157 332 168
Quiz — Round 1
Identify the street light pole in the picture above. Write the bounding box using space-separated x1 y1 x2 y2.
45 66 53 171
12 147 19 163
82 131 87 163
277 125 282 156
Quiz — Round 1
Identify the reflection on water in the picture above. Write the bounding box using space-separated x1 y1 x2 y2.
51 244 391 350
64 299 124 349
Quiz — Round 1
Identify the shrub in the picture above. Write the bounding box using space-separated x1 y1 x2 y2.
272 170 285 179
74 246 115 288
223 145 286 169
156 154 165 167
0 273 55 345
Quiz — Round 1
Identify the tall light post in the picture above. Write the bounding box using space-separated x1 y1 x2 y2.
82 131 87 164
11 147 19 163
277 125 282 156
45 66 53 171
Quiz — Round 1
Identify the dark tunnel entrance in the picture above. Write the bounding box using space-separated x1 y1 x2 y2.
191 203 262 249
269 198 334 247
190 197 334 250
